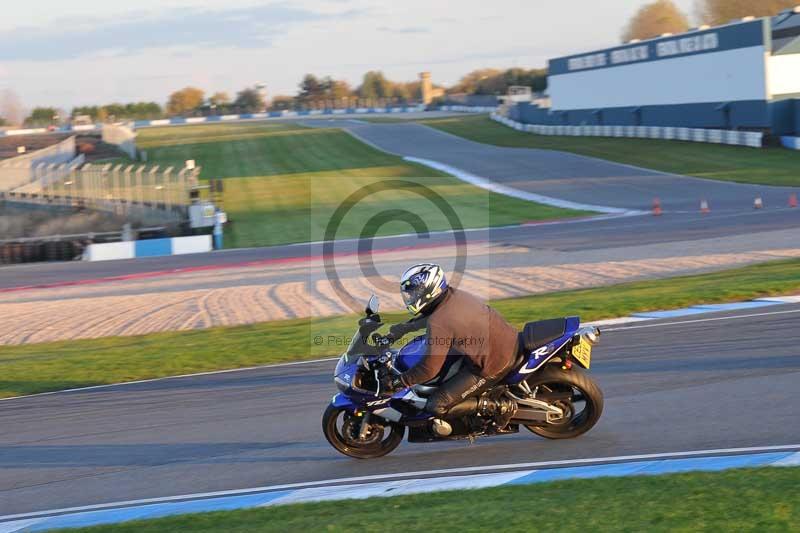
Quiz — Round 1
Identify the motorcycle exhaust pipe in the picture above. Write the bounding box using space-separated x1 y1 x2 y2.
510 408 549 423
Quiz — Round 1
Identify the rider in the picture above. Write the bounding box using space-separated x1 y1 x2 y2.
382 263 519 418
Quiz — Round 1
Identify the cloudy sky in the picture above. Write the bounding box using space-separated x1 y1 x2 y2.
0 0 697 110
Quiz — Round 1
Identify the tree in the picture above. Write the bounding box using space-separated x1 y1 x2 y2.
621 0 689 42
447 68 548 96
234 88 264 113
0 89 23 126
269 95 295 111
209 92 231 106
24 107 60 127
325 78 353 101
695 0 798 25
297 74 324 106
166 87 205 115
0 117 7 127
358 71 393 100
449 69 503 94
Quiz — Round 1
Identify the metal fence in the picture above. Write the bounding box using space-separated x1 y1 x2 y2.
1 162 199 223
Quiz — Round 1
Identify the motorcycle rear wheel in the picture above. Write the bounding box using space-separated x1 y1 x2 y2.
523 366 603 439
322 405 405 459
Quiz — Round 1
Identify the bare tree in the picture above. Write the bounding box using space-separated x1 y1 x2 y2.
0 89 24 126
695 0 798 26
621 0 690 42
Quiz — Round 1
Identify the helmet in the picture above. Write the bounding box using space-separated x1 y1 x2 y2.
400 263 448 315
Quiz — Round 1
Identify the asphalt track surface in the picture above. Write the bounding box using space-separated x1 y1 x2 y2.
2 304 799 516
1 119 799 289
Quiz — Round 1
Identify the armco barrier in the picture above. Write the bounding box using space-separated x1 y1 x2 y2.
490 113 764 148
0 107 430 138
84 235 211 261
439 105 498 113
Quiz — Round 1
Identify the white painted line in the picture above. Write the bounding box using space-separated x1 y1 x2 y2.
585 316 651 327
753 296 800 304
3 444 798 523
403 156 641 216
604 308 800 332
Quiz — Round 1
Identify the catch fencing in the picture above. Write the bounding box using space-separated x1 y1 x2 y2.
491 113 764 148
0 136 78 191
1 162 199 224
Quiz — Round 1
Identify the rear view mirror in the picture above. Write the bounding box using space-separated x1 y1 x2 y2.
366 295 380 315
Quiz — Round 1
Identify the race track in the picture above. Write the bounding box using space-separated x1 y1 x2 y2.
2 304 799 516
308 120 799 212
1 118 799 519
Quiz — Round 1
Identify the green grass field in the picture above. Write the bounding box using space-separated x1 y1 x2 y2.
64 467 800 532
422 115 800 187
3 257 800 398
135 122 587 248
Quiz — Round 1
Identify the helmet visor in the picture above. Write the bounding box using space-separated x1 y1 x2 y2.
401 275 428 313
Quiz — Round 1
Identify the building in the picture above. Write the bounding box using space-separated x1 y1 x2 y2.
419 72 445 104
512 8 800 135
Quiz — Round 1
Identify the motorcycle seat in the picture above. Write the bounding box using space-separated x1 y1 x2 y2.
520 318 567 352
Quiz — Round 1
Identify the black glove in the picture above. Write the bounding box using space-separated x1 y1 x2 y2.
379 370 404 393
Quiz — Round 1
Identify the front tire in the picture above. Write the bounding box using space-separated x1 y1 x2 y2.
523 366 603 439
322 405 405 459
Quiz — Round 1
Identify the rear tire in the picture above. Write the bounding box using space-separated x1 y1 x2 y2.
523 366 603 439
322 405 405 459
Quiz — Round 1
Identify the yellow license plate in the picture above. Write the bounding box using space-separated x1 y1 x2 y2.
572 338 592 369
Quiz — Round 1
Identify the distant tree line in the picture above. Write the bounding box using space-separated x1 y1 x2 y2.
622 0 797 42
72 102 163 122
447 68 548 96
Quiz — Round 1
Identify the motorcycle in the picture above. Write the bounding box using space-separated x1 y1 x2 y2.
322 295 604 459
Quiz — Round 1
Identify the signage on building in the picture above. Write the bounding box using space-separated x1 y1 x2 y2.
567 33 719 71
550 19 766 76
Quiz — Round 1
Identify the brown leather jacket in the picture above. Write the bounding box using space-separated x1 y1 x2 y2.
395 288 519 386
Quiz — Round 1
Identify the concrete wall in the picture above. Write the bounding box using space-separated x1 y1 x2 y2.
101 124 137 159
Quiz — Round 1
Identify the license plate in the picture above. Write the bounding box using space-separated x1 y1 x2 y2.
572 338 592 369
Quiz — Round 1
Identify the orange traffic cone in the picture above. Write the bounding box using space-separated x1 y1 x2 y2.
754 196 763 209
790 193 798 208
700 199 710 214
652 198 662 216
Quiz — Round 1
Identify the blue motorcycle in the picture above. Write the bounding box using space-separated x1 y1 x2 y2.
323 295 604 459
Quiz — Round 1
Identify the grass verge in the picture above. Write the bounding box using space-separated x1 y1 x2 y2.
134 122 587 248
63 467 800 532
2 258 799 398
421 115 800 187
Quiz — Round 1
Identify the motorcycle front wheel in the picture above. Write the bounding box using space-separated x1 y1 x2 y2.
523 366 604 439
322 405 405 459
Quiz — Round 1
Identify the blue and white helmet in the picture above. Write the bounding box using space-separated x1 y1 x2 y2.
400 263 448 315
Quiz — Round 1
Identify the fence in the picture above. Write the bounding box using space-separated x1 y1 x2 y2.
0 136 78 191
491 113 764 148
0 162 199 223
102 123 137 159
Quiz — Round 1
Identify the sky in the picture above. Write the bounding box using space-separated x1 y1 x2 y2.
0 0 698 111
